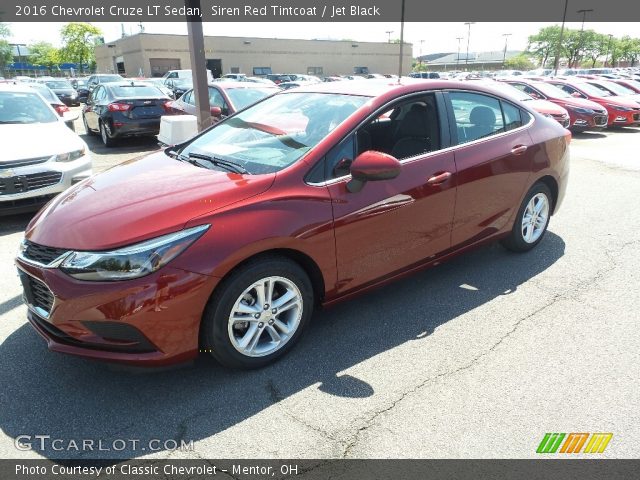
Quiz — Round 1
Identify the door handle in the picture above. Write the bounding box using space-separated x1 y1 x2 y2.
511 145 528 155
426 171 452 185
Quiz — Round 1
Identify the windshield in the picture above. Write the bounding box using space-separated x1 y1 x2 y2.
29 85 59 103
111 85 164 97
0 91 58 124
592 80 635 96
574 82 613 97
532 82 571 98
45 80 72 89
226 87 278 110
178 92 368 174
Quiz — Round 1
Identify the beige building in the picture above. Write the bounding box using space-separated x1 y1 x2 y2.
95 33 412 78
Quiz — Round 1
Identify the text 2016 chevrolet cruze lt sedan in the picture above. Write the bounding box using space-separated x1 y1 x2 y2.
16 80 569 369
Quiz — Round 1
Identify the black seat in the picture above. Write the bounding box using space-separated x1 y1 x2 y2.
390 104 433 159
468 106 497 140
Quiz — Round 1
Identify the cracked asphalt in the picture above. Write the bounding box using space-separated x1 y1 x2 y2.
0 121 639 460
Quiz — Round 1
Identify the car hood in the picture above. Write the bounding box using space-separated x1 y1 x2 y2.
1 122 85 161
528 99 568 115
553 97 603 111
591 95 640 108
25 151 276 250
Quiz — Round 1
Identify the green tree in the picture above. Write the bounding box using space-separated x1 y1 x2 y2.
0 23 12 72
59 22 102 72
29 42 62 70
580 31 608 68
527 25 563 68
504 54 535 71
618 35 640 67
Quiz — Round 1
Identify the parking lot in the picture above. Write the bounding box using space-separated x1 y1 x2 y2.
0 115 639 460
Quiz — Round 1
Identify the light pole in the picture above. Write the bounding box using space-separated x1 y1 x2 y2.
385 30 394 43
553 0 569 76
419 39 425 66
604 33 614 67
502 33 512 68
464 22 475 70
456 36 463 69
576 8 594 67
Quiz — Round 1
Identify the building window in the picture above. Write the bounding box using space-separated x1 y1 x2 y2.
307 66 323 75
230 67 240 74
354 66 369 74
253 67 272 76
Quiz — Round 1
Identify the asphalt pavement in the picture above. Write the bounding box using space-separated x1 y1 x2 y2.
0 118 638 460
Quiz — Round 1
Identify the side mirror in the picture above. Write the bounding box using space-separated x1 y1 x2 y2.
347 150 401 193
571 92 583 98
210 106 222 117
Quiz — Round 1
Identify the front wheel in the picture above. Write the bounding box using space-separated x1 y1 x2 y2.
501 182 552 252
201 257 314 369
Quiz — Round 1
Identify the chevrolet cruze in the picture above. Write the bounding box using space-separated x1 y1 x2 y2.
16 80 570 369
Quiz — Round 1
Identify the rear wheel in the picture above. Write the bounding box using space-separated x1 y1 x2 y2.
100 121 117 147
501 182 552 252
201 257 314 369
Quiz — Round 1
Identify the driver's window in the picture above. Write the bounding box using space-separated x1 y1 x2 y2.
208 88 228 114
183 91 193 105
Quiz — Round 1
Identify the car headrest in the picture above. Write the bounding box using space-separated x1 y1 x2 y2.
469 106 496 126
397 103 430 138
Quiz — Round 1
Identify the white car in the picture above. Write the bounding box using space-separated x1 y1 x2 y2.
0 84 92 215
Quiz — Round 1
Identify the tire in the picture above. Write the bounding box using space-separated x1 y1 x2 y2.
82 114 95 136
100 121 117 147
501 182 553 252
201 256 314 369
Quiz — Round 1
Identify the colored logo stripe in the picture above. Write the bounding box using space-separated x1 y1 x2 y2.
537 433 566 453
584 433 613 454
560 433 590 453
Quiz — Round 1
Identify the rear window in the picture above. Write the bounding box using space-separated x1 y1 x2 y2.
44 81 72 89
111 85 164 97
0 91 58 124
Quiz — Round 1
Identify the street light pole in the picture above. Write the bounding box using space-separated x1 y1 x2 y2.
464 22 475 70
604 34 613 67
502 33 512 68
397 0 405 80
385 30 394 43
576 8 594 68
456 37 463 68
553 0 569 76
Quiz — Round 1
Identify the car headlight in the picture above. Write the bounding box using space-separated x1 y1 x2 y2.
567 106 594 114
60 224 210 281
607 104 633 112
55 148 86 162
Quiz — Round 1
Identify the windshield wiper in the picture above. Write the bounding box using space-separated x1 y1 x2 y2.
188 152 250 174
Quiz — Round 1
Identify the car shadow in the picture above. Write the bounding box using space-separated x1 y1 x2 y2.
572 131 607 140
0 233 565 459
0 213 33 236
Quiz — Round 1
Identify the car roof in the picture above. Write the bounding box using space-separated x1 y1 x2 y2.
286 78 459 97
209 81 279 90
0 83 48 94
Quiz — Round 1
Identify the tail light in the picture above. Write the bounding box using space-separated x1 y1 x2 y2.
54 105 69 116
162 101 174 113
107 102 131 112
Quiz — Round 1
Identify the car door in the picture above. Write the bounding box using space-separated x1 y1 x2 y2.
326 93 457 294
84 86 101 130
180 90 195 115
445 90 535 247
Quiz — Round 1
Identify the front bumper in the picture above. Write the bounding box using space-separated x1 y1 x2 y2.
568 112 608 130
609 110 640 126
15 258 220 366
0 155 92 215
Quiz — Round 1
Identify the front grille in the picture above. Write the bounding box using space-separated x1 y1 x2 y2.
595 115 608 126
22 240 68 265
19 271 54 316
0 155 51 168
0 171 62 196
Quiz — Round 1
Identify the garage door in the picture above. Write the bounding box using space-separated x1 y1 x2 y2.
149 58 181 77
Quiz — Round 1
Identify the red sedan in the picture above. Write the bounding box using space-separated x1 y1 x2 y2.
166 82 280 119
502 78 609 131
16 80 570 369
546 78 640 127
611 78 640 94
